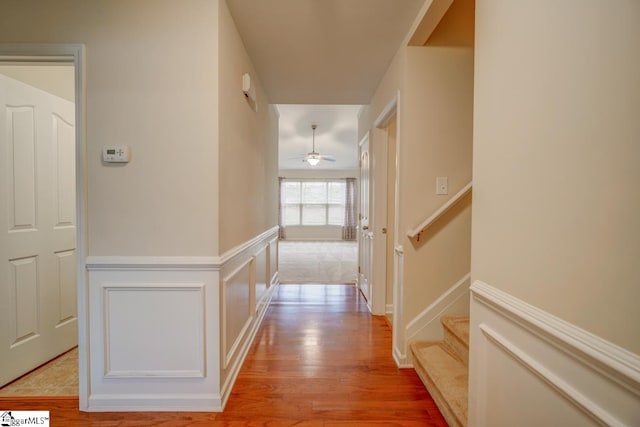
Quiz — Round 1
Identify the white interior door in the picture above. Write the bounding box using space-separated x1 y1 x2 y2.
0 73 77 387
358 135 373 304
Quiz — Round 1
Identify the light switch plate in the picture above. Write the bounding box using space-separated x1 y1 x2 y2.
436 177 448 195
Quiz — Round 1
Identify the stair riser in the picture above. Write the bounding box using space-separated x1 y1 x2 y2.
444 327 469 367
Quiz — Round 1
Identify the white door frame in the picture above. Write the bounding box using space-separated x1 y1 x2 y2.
372 92 404 363
0 44 87 408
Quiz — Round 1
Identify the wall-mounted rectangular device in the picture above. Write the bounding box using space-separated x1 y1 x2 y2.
102 145 130 163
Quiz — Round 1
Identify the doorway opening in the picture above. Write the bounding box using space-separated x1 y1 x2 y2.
276 104 360 286
370 94 402 358
0 45 86 403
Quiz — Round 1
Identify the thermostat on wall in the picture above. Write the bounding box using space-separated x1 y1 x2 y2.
102 145 130 163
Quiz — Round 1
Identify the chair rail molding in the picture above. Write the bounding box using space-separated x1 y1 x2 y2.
469 280 640 426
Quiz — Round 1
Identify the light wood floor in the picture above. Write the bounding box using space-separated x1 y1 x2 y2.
0 284 446 426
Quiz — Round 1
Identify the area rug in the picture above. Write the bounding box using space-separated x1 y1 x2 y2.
278 240 357 284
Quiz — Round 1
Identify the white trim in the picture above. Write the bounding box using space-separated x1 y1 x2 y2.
86 256 221 271
87 393 223 412
471 281 640 391
220 226 279 264
0 43 89 410
385 304 393 315
374 96 398 129
470 281 640 426
480 324 621 427
393 346 412 369
358 131 370 148
392 241 405 366
86 226 279 270
406 273 470 341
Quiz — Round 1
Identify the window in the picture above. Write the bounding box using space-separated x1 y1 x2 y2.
283 180 346 226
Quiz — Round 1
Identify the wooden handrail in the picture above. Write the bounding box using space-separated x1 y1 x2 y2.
407 182 472 241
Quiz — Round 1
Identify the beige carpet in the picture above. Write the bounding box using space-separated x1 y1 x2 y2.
278 240 358 284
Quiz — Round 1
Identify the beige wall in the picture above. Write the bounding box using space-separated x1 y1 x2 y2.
399 47 474 324
359 41 474 327
218 0 279 253
0 65 74 101
472 0 640 354
0 0 220 256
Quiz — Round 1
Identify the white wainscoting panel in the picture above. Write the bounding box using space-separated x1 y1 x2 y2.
84 226 279 412
218 228 279 408
87 267 221 412
269 237 278 286
255 245 268 308
103 284 205 378
469 281 640 427
221 257 253 369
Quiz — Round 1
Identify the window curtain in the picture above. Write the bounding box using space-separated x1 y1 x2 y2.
278 177 286 240
342 178 357 240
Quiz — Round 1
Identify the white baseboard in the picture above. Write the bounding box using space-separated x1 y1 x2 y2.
385 304 393 315
405 273 470 345
469 280 640 427
87 393 223 412
393 346 413 369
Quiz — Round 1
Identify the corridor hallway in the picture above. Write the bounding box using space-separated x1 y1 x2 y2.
0 284 446 425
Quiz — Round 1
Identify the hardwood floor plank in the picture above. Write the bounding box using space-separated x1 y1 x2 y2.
0 284 446 426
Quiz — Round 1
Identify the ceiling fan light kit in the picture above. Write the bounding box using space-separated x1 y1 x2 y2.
303 124 335 166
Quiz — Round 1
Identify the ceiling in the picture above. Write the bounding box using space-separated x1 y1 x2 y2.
277 104 361 170
226 0 426 170
226 0 425 104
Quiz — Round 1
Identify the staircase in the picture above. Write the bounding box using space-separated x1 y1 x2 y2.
410 316 469 427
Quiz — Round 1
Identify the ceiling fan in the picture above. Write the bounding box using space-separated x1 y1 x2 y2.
293 124 336 166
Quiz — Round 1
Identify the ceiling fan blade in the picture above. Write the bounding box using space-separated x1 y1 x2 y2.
319 155 336 161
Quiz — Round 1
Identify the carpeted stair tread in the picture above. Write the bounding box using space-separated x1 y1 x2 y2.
441 316 469 347
411 341 468 427
442 316 469 366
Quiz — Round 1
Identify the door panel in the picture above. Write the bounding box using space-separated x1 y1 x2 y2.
0 73 77 387
7 106 37 231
